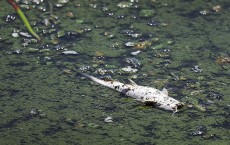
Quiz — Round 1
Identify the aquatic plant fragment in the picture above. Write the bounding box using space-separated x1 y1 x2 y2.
8 0 41 41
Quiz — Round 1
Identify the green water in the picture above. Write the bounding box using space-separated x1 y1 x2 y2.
0 0 229 145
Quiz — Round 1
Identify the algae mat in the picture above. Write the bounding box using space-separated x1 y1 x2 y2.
0 0 229 145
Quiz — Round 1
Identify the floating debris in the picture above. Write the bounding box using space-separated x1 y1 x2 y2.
109 42 121 48
216 56 230 64
7 49 21 55
43 18 50 26
95 68 115 75
37 5 47 12
120 30 142 38
5 14 16 22
147 20 160 26
121 66 138 73
31 0 44 5
56 0 69 7
66 11 74 18
199 10 210 15
23 38 38 44
124 57 141 68
62 50 78 55
30 108 46 118
117 14 126 19
104 116 113 123
134 41 151 49
119 29 134 36
130 33 142 38
167 40 174 45
190 126 207 136
63 69 72 75
125 42 135 47
54 45 65 50
12 32 19 38
59 31 82 41
30 108 38 116
213 5 222 13
206 91 223 100
8 0 41 40
103 31 115 39
19 32 32 38
117 2 133 8
191 65 203 73
44 56 51 61
130 50 141 55
79 65 92 72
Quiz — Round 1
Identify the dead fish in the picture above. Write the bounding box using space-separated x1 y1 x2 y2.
82 73 183 113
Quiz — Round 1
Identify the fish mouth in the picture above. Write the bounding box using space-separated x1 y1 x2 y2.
172 103 184 113
176 103 184 110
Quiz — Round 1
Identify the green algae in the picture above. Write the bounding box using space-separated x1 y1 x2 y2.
0 0 230 145
139 9 155 18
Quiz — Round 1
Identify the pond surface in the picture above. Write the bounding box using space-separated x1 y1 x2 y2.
0 0 229 145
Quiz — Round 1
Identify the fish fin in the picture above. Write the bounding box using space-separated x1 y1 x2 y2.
162 88 168 95
128 79 137 86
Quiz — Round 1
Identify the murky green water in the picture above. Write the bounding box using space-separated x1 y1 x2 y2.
0 0 229 145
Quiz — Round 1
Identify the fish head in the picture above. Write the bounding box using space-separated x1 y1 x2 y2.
157 99 184 113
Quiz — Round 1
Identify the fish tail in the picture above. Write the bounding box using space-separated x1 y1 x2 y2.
82 73 110 86
81 73 93 79
82 73 123 91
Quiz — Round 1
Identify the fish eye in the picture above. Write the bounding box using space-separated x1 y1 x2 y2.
146 97 149 100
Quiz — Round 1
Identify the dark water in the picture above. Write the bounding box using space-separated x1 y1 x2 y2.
0 0 229 145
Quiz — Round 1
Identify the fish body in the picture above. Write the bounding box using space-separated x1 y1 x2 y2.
82 73 183 113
